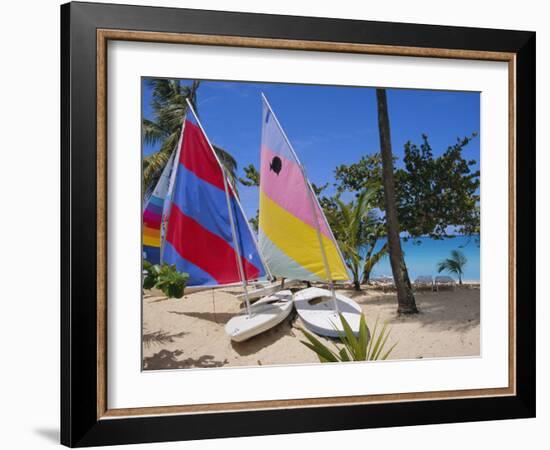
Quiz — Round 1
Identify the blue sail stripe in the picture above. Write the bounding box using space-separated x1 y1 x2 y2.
170 163 265 277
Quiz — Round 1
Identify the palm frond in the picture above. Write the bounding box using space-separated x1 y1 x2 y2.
437 249 467 283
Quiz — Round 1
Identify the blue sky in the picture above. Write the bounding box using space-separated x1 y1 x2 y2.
142 78 480 220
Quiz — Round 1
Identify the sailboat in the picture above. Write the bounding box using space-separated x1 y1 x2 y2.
143 100 293 342
143 151 176 265
258 94 362 337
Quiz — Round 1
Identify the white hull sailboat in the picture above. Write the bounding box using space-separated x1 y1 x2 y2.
147 99 298 342
293 287 362 337
258 94 362 337
225 290 294 342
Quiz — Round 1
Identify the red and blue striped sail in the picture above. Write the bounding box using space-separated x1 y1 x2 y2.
143 152 175 264
162 110 266 286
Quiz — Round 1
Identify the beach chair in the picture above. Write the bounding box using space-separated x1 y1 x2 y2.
434 275 456 291
414 275 434 291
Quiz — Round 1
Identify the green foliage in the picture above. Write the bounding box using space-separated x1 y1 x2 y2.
437 249 468 284
142 262 189 298
142 79 199 195
214 145 239 192
300 314 397 362
334 134 480 241
142 80 238 197
238 164 260 187
330 190 377 290
238 164 261 230
142 260 159 290
362 242 388 283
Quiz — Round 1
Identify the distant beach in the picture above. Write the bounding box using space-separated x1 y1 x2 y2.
143 283 480 370
369 235 480 282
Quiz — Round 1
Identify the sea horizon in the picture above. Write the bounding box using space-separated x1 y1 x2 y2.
368 234 480 282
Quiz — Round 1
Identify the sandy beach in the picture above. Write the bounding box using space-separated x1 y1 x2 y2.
142 284 480 370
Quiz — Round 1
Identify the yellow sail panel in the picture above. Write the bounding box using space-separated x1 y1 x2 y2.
259 191 348 280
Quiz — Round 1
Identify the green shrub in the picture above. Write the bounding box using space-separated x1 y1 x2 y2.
142 262 189 299
300 314 397 362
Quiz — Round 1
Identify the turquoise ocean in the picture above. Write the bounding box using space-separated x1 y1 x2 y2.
367 235 480 282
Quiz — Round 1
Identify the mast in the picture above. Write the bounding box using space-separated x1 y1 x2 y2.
159 116 186 262
185 100 253 316
261 93 342 313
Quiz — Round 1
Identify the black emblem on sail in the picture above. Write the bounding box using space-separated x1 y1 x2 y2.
269 156 282 175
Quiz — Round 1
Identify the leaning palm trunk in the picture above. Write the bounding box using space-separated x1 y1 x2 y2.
362 242 388 284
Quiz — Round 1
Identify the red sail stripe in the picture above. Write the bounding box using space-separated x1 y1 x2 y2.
179 120 230 193
166 204 260 283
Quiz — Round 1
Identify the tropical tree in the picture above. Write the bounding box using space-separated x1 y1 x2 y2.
334 135 480 242
238 164 261 230
142 79 238 196
332 191 372 290
376 88 418 314
330 191 385 290
437 249 468 284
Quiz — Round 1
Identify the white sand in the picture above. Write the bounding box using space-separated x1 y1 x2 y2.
142 285 480 370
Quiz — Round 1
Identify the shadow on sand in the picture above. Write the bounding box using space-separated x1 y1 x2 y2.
168 310 235 325
354 287 480 333
142 329 188 348
143 349 228 370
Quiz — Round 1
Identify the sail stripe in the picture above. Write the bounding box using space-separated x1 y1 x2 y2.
179 120 229 193
259 191 349 280
260 145 331 238
142 151 176 265
145 201 163 216
143 209 161 227
162 241 217 286
166 204 261 284
171 164 234 244
143 234 160 247
143 225 160 238
148 196 164 208
143 245 160 265
258 230 323 282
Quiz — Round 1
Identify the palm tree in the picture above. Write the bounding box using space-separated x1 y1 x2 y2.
333 191 372 290
332 190 387 291
213 144 238 191
376 88 418 313
437 249 467 285
142 79 238 196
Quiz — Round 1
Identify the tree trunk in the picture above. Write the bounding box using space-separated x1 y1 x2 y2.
353 279 361 291
362 268 371 285
376 89 418 314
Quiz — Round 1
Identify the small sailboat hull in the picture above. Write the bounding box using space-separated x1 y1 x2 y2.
294 287 362 337
225 290 294 342
236 279 300 301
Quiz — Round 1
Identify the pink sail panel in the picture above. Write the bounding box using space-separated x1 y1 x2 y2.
260 145 331 239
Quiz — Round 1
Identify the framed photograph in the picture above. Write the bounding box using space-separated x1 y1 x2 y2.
61 1 535 447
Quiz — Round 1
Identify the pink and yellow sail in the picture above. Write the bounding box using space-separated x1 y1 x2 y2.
258 95 349 282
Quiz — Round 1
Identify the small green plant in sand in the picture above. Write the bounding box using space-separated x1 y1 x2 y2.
300 314 397 362
142 261 189 299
